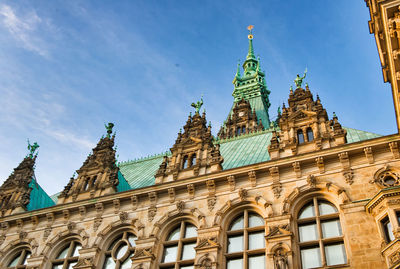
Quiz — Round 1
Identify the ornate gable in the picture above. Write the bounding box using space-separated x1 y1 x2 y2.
0 142 39 216
218 97 264 139
155 101 223 183
57 123 120 204
268 74 347 159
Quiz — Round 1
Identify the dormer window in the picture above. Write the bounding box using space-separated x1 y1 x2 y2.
306 127 314 142
297 130 305 144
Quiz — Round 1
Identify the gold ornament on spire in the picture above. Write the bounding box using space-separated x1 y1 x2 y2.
247 25 254 39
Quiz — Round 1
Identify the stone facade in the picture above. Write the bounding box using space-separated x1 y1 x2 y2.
1 5 400 269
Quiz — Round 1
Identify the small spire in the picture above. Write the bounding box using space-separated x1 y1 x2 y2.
246 25 255 60
235 60 241 78
256 56 260 72
333 112 337 118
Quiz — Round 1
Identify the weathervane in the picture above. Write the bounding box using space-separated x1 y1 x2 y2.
247 25 254 39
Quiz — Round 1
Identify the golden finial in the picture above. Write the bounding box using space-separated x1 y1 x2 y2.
247 25 254 39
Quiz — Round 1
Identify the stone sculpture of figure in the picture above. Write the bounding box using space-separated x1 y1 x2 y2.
274 249 288 269
294 68 307 88
105 122 114 138
27 140 39 158
191 95 204 114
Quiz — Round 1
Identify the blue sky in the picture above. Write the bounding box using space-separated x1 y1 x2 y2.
0 1 394 195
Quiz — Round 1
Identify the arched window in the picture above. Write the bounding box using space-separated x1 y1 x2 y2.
91 175 97 188
160 221 197 268
82 178 89 191
190 154 196 167
226 210 265 269
237 126 241 135
51 241 81 269
7 248 31 268
103 231 137 269
297 198 346 268
242 126 246 134
306 127 314 142
297 130 305 144
182 156 188 169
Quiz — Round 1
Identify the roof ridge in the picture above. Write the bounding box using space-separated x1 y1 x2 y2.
343 126 381 136
119 151 171 166
215 128 273 144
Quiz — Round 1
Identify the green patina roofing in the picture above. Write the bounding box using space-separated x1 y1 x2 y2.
27 176 55 211
117 127 381 191
116 170 132 192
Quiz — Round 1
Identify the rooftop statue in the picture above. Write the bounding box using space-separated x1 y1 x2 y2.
294 68 307 88
105 122 114 138
27 140 39 158
191 95 203 114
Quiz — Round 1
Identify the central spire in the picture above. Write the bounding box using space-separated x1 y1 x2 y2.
246 25 256 60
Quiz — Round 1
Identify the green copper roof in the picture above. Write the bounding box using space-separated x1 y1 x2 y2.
27 176 55 211
116 170 131 192
117 127 381 191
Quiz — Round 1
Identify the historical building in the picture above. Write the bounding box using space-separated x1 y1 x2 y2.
1 4 400 268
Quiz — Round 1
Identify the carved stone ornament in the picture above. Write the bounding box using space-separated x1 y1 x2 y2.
371 165 400 188
74 257 95 268
176 200 185 212
343 169 354 185
195 237 219 250
273 248 289 269
390 251 400 267
238 188 247 200
266 224 291 238
132 247 155 260
207 196 217 211
148 205 157 222
306 175 317 187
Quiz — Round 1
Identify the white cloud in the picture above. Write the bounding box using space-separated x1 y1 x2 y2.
0 4 49 57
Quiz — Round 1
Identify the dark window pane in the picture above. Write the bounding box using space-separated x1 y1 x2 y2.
297 130 305 144
382 216 395 242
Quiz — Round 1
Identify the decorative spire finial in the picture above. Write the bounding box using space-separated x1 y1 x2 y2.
27 139 39 159
246 25 255 60
235 60 241 78
105 122 114 138
191 94 204 114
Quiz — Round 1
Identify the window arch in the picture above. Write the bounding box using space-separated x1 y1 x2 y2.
306 127 314 142
296 198 346 268
51 241 81 269
6 248 31 268
225 210 265 269
102 231 137 269
297 130 305 144
160 221 197 268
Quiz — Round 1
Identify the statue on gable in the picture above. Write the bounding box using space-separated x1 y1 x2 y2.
274 248 289 269
105 122 114 138
294 68 307 88
191 95 203 114
27 140 39 158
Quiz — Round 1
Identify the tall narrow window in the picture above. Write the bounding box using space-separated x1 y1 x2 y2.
225 210 265 269
82 178 89 191
103 231 137 269
237 127 241 136
190 154 196 167
242 126 246 134
91 176 97 188
182 156 188 169
7 249 31 268
297 130 305 144
297 198 346 268
51 241 81 269
160 221 197 268
381 216 395 243
306 127 314 142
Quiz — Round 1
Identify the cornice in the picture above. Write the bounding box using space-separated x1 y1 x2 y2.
365 185 400 212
